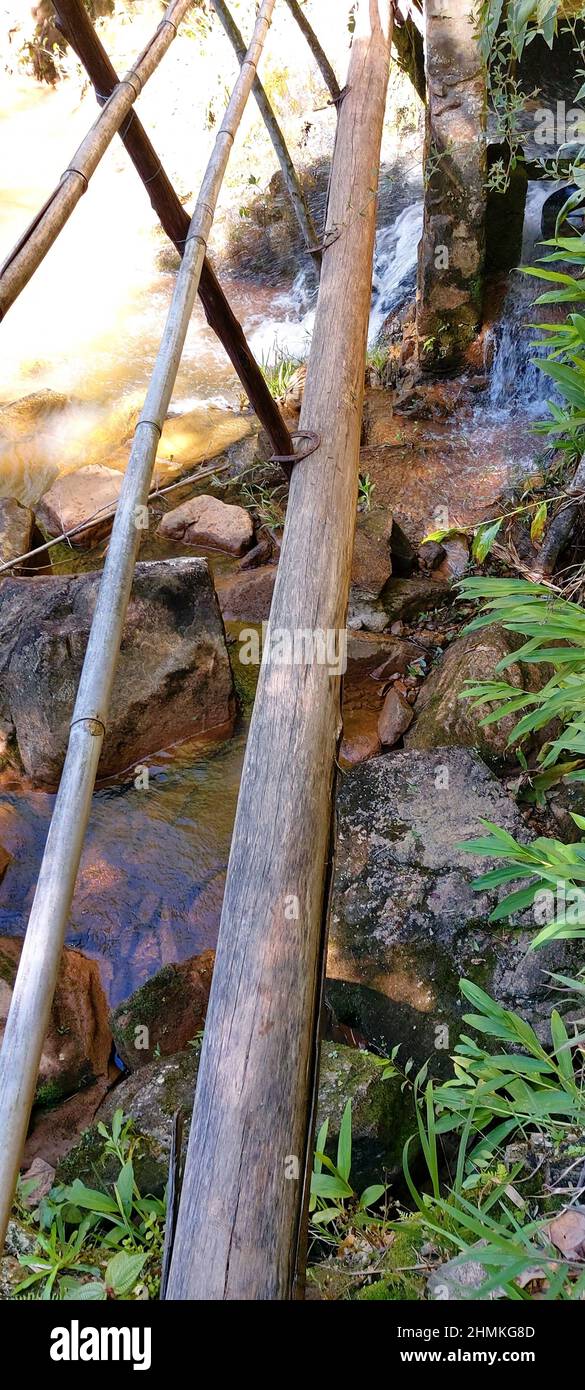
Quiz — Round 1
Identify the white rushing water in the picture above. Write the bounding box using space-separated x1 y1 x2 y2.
486 183 564 417
248 201 424 365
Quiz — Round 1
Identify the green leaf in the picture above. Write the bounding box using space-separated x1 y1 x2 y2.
61 1180 118 1214
310 1173 353 1199
63 1281 107 1301
115 1160 134 1219
359 1184 386 1210
472 519 502 562
336 1099 352 1184
105 1251 147 1297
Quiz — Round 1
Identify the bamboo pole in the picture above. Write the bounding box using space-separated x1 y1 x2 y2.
52 0 292 461
211 0 321 266
0 0 194 321
283 0 340 101
0 0 277 1252
167 0 393 1302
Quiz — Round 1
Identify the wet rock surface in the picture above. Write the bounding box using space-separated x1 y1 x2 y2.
215 564 277 621
0 938 111 1106
326 748 576 1071
0 558 235 786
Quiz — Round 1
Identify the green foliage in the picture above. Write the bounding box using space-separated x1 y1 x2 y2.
309 1101 386 1231
403 978 585 1300
457 576 585 789
357 472 376 512
259 347 303 401
460 815 585 945
15 1110 165 1301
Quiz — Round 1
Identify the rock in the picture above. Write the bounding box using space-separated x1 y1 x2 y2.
23 1079 110 1170
340 632 422 768
0 499 35 572
0 1220 37 1301
57 1050 200 1197
351 508 394 602
436 535 469 580
427 1246 504 1301
545 778 585 843
377 687 414 746
111 951 214 1069
340 724 382 767
348 576 447 633
417 539 446 572
317 1040 416 1192
405 625 550 765
58 1036 415 1206
157 494 253 556
215 565 277 622
326 748 576 1071
35 464 123 548
0 558 235 786
20 1157 56 1206
0 938 111 1105
0 389 70 436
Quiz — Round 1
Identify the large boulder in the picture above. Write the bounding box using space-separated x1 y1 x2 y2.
157 494 253 556
0 938 111 1106
0 558 235 786
110 951 214 1069
326 748 575 1072
405 625 551 764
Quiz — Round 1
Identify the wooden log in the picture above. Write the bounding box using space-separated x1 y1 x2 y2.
167 0 393 1303
0 0 277 1253
52 0 292 462
0 0 193 321
283 0 340 100
211 0 321 266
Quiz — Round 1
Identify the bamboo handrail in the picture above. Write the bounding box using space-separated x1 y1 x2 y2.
0 0 277 1251
167 0 393 1302
0 0 193 320
52 0 293 461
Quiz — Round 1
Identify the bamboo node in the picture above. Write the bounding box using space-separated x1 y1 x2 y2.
63 166 89 191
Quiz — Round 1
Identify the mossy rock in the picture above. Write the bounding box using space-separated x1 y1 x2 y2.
225 621 261 717
110 954 213 1070
56 1050 200 1198
317 1040 417 1192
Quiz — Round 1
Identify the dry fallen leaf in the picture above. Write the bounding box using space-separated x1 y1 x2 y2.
546 1208 585 1260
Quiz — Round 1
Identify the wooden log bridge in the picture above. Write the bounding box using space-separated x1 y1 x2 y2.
168 0 394 1301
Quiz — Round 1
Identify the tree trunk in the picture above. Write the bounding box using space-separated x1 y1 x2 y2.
211 0 321 266
167 0 393 1303
416 0 487 372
